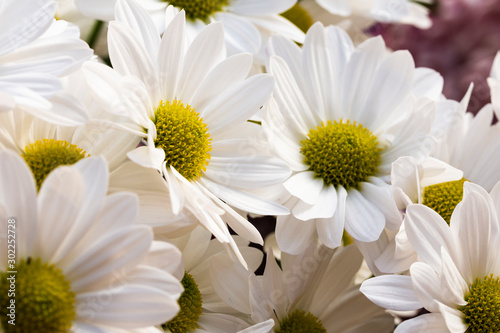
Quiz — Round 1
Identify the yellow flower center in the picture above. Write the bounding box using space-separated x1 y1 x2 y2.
300 119 381 189
153 100 212 181
0 258 75 333
275 309 326 333
168 0 229 22
22 139 88 190
460 274 500 332
162 272 203 333
422 178 466 224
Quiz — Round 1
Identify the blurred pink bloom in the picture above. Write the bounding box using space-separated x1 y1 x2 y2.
370 0 500 113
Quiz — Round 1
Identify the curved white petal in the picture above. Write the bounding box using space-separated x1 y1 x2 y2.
276 213 316 255
360 275 422 311
344 189 385 242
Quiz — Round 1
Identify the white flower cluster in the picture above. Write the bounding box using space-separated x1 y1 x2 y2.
3 0 500 332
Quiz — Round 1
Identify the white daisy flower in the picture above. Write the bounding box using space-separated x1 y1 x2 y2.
315 0 432 28
0 150 183 332
155 226 265 332
210 243 394 332
0 72 184 229
360 78 500 274
264 21 436 254
361 181 500 332
84 0 291 267
0 0 93 124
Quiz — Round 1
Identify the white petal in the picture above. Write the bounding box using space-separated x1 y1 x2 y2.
490 180 500 215
0 150 37 258
64 226 152 293
83 62 124 113
360 275 422 311
315 215 344 249
267 34 302 81
128 265 183 301
358 50 414 130
340 36 385 121
316 187 346 249
316 0 351 16
115 0 161 64
219 12 260 55
413 67 443 101
109 162 180 227
201 177 289 216
410 262 443 313
73 156 109 215
127 146 165 170
158 10 185 100
36 166 85 262
268 55 319 135
198 312 249 332
437 302 468 333
362 180 402 230
177 22 225 101
163 165 184 215
191 53 252 110
405 204 456 273
202 74 274 135
39 92 89 126
292 185 337 220
0 2 56 55
249 15 304 43
453 187 497 280
395 313 449 333
237 319 275 333
196 181 264 244
316 186 347 248
209 253 252 314
283 171 323 205
440 248 468 306
301 22 334 120
276 213 316 255
262 250 286 317
344 189 385 242
108 21 159 100
76 284 179 328
206 154 291 189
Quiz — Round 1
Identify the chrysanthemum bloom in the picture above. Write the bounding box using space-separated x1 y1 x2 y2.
359 83 500 274
263 22 437 254
157 226 267 332
85 0 291 266
373 0 500 114
0 76 184 228
0 151 183 332
361 181 500 332
210 243 394 332
314 0 432 28
0 0 92 124
73 0 304 60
